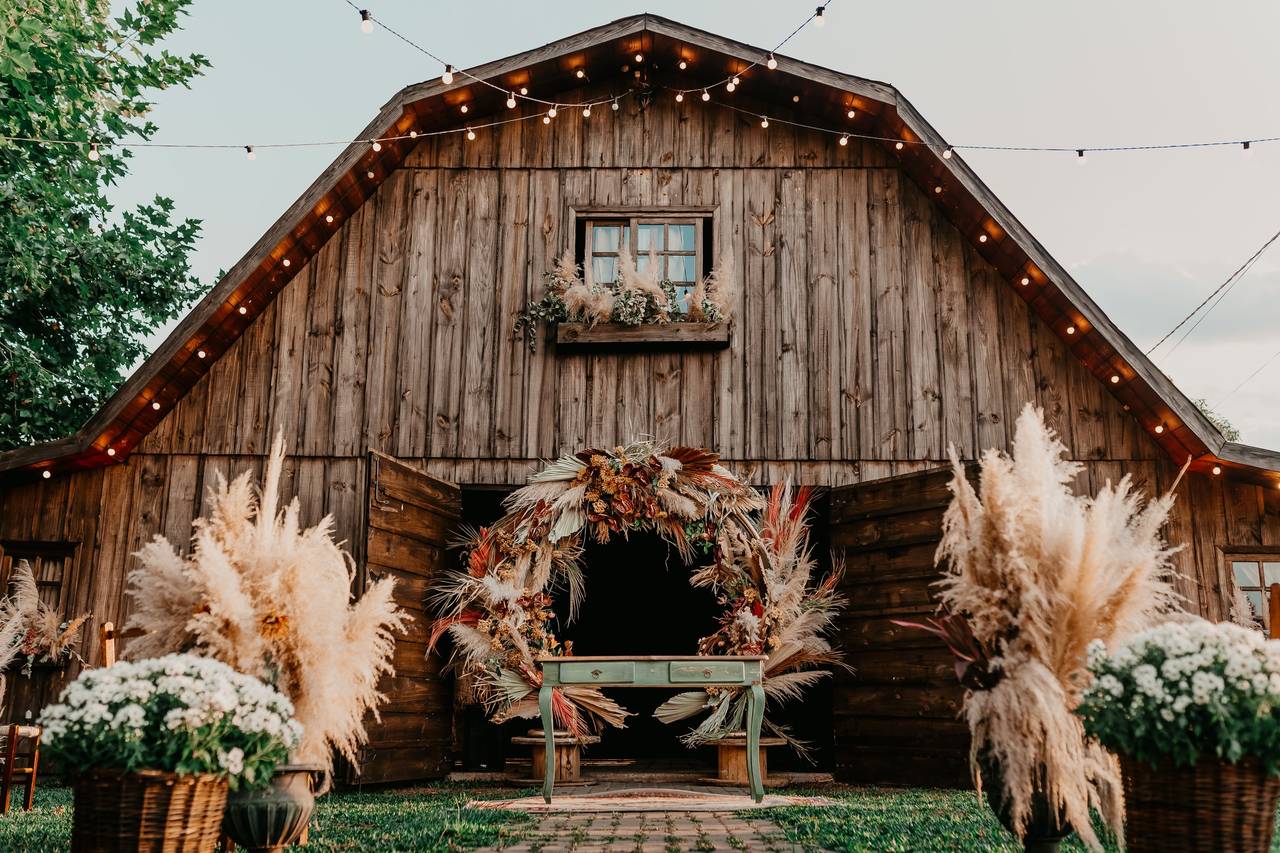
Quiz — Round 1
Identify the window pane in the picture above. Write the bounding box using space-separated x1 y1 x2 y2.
1234 560 1262 587
667 254 697 282
672 285 694 314
635 254 655 276
1266 562 1280 585
592 225 622 252
668 223 696 251
1247 590 1266 622
591 257 617 284
638 223 665 252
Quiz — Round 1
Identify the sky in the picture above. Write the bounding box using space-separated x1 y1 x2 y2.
107 0 1280 447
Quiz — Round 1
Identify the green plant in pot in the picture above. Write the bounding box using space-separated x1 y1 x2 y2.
1078 619 1280 853
897 404 1187 852
122 436 407 852
41 654 298 852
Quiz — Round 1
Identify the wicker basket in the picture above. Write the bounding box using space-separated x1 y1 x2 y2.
1121 755 1280 853
72 769 229 852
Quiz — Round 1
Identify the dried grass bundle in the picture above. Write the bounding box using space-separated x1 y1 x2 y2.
688 252 736 322
617 245 671 312
936 403 1184 850
125 435 407 786
0 560 90 708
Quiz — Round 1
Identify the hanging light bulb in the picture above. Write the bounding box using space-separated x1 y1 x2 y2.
1154 424 1165 434
460 104 469 114
675 92 684 103
1212 465 1222 475
409 130 418 138
839 134 849 147
814 6 826 26
1020 276 1031 286
701 89 710 102
359 9 373 33
520 86 528 95
42 470 51 479
847 108 856 119
548 104 558 118
634 52 644 63
943 147 953 159
894 141 904 151
442 64 454 85
371 140 382 152
466 128 476 141
978 234 988 243
1076 148 1086 165
612 98 620 111
934 185 942 193
197 349 207 359
366 170 374 179
507 92 517 109
106 447 117 457
678 59 688 70
87 142 99 161
244 145 255 161
152 401 161 411
238 305 248 315
582 105 591 117
1065 324 1076 335
767 53 778 70
576 68 586 79
543 113 551 124
325 214 335 224
1110 374 1120 383
282 258 291 268
760 116 769 128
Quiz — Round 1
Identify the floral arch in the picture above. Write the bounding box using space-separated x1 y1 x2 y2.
428 440 845 749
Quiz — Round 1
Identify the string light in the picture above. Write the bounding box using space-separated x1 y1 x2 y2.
814 6 826 27
282 258 291 267
675 92 684 103
612 98 619 111
846 108 856 119
678 59 688 70
895 141 904 151
87 142 99 161
466 128 476 141
197 349 207 359
359 9 373 33
442 64 454 84
507 92 517 108
1066 324 1076 335
238 305 248 315
519 86 528 96
1154 424 1165 434
543 113 551 124
933 184 942 193
978 233 988 243
760 116 769 128
152 401 161 411
548 105 558 118
942 147 953 159
701 89 711 102
371 140 382 152
727 76 740 93
459 104 469 114
767 53 778 70
1212 465 1223 475
106 447 116 457
244 145 255 160
366 170 374 178
840 134 849 146
409 130 417 138
325 214 334 223
42 470 51 479
575 68 586 79
1111 374 1120 383
634 52 644 63
1020 276 1031 286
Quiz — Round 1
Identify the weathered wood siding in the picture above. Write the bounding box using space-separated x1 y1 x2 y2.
1 91 1276 722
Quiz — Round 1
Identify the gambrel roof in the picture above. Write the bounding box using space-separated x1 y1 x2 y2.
5 13 1278 484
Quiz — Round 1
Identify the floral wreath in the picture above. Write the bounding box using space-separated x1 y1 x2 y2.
428 439 845 751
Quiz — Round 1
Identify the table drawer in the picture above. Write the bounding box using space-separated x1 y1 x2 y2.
669 661 746 683
557 662 636 684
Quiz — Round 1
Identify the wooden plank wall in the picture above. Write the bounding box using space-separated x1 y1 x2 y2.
1 86 1277 722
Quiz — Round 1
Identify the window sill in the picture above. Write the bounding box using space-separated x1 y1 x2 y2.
555 322 730 352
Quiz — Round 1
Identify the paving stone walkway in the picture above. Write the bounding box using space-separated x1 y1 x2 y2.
483 810 801 852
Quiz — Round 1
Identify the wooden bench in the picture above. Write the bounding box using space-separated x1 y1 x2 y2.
0 724 40 813
536 655 767 803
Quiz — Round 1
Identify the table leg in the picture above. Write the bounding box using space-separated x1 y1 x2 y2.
539 685 555 803
746 684 765 803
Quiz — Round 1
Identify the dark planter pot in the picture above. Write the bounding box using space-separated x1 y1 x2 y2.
222 764 324 853
979 753 1072 853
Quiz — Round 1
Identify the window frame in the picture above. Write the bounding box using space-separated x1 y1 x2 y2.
0 540 78 615
1227 549 1280 631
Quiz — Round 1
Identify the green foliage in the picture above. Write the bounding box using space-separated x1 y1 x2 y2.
0 0 209 449
1078 621 1280 774
40 655 299 791
1195 397 1242 441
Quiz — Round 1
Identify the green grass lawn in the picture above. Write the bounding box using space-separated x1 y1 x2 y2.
0 784 535 853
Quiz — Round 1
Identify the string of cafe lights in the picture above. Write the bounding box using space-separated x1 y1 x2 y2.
3 2 1279 162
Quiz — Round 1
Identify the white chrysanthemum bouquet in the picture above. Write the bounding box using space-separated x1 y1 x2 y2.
1078 620 1280 773
41 654 299 790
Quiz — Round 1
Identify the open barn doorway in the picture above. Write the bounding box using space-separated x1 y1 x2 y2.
451 485 836 777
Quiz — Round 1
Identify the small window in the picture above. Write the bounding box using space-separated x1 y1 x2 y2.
582 216 706 314
0 541 76 613
1233 555 1280 629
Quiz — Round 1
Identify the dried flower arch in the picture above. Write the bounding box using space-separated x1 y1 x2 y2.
428 439 846 749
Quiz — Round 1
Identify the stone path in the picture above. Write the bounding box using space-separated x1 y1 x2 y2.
483 810 801 852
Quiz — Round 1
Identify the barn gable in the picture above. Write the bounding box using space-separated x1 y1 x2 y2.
2 13 1277 487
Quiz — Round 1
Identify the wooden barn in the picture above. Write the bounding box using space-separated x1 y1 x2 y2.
2 14 1279 786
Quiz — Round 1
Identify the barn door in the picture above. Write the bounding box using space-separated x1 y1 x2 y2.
828 469 971 788
358 451 462 783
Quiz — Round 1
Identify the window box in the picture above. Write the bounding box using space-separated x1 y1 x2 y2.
555 322 730 352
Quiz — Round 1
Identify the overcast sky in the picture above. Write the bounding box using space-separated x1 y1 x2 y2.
108 0 1280 448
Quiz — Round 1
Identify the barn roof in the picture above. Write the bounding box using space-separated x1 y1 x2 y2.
5 13 1279 485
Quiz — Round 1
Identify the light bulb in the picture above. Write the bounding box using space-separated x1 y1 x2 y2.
238 305 248 315
767 53 777 70
840 135 849 147
1076 148 1086 165
197 349 207 359
943 147 953 159
325 214 334 224
726 81 736 93
760 116 769 128
507 92 517 108
282 258 291 268
360 9 372 33
1154 424 1165 434
1066 325 1076 335
1020 276 1031 286
576 68 586 79
675 92 684 103
1110 374 1120 383
933 185 942 193
634 52 643 63
520 86 528 95
87 143 99 161
442 65 454 85
245 145 255 160
366 170 374 178
678 59 688 70
582 105 591 117
548 105 558 117
466 128 475 141
612 98 620 111
42 470 51 479
372 140 382 152
978 234 988 243
106 447 116 457
814 6 826 26
701 89 710 102
152 401 161 411
894 141 904 151
409 130 417 138
543 114 551 124
460 104 468 114
847 108 856 119
1212 465 1222 475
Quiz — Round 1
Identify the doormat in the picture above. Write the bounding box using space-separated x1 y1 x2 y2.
469 786 835 813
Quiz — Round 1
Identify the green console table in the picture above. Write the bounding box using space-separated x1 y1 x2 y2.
536 655 768 803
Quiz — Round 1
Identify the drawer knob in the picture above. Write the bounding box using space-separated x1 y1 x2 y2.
702 668 713 678
591 668 602 678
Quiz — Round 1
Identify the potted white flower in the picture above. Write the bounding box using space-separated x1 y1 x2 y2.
1078 620 1280 853
41 653 299 852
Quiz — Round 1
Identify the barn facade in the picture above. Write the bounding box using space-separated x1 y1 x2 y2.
3 15 1279 786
